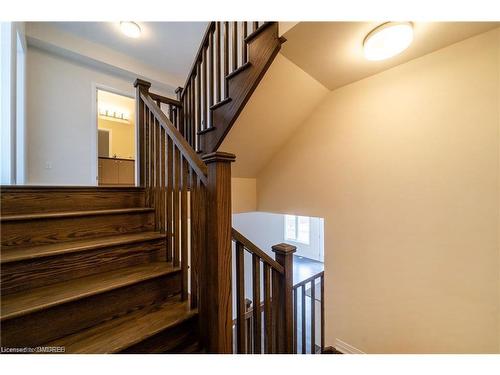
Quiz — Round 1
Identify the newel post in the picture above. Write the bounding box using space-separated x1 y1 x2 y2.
272 243 296 353
134 78 151 187
201 151 236 353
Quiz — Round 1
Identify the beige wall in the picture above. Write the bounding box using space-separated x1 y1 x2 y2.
97 118 135 159
232 178 257 213
257 29 500 353
220 54 328 177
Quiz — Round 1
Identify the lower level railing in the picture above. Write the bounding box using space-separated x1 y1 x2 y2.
231 228 325 354
293 271 325 354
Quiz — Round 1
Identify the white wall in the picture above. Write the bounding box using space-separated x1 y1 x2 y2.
26 47 170 185
1 22 25 185
257 28 500 353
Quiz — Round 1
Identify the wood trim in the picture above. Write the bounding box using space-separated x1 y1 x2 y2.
244 22 274 43
201 22 281 153
231 228 284 274
225 61 251 80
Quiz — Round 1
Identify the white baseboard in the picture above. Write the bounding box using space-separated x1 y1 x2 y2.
335 338 366 354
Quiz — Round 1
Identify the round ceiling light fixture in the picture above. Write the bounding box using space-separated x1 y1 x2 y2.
120 21 142 38
363 22 413 61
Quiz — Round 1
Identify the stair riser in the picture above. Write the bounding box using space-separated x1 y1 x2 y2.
1 239 167 295
1 188 146 215
1 212 155 250
1 271 181 348
122 315 199 354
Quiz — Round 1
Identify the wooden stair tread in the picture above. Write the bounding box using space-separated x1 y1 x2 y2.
46 297 197 353
1 207 154 222
1 231 167 263
1 262 180 321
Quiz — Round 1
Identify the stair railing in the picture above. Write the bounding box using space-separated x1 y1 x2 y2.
232 228 296 353
293 271 325 354
133 19 285 355
135 79 235 353
176 21 283 154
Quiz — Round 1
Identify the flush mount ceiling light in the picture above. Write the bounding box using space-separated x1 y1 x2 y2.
363 22 413 61
120 21 141 38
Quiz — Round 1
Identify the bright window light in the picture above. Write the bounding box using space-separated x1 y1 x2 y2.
120 22 141 38
363 22 413 61
285 215 310 245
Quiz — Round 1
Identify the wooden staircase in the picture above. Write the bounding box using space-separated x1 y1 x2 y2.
0 187 200 353
0 21 312 354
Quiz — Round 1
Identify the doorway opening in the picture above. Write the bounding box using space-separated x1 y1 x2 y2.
96 89 135 186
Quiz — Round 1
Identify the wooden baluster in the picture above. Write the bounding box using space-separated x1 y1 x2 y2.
310 279 316 354
173 146 180 267
223 22 229 98
189 76 197 150
272 269 281 352
293 287 298 354
149 111 155 208
189 167 198 309
242 22 248 63
232 21 238 71
263 263 272 354
301 284 306 354
235 241 246 354
197 176 207 344
252 254 261 353
196 65 201 150
160 126 166 241
154 118 160 231
166 136 173 262
143 107 150 204
272 243 296 354
186 87 191 145
147 110 153 206
200 152 235 353
252 22 258 32
215 22 221 103
180 156 188 300
208 30 214 128
134 79 151 187
321 273 325 353
245 298 253 353
175 86 183 134
202 47 207 132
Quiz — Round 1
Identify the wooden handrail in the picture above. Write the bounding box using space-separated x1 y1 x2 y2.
149 92 183 107
231 228 284 274
293 270 324 289
140 92 208 184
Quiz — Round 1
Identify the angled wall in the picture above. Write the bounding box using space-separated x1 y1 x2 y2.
257 28 500 353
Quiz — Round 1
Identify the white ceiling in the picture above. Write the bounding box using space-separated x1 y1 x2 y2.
49 22 208 84
281 22 500 90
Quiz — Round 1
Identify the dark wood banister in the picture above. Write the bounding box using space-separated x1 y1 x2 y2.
140 92 208 184
134 20 290 354
293 271 324 289
149 92 183 108
180 22 216 100
231 228 284 274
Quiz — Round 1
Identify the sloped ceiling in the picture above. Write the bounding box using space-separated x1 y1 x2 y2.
219 53 329 177
281 22 500 90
